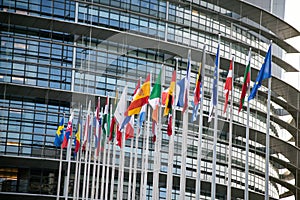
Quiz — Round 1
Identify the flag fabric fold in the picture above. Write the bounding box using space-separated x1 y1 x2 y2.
74 107 82 156
182 50 192 113
114 86 127 147
164 70 176 116
62 113 73 148
239 50 251 112
101 96 110 148
208 44 220 122
248 45 272 101
192 62 203 122
54 117 65 147
82 100 91 151
127 74 150 116
138 105 146 134
176 78 185 107
223 59 233 113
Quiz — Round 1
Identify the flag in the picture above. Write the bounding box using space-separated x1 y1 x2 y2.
182 50 191 113
239 50 251 112
192 62 203 121
223 59 233 113
164 70 176 116
208 44 220 122
109 116 116 142
82 100 91 151
125 116 134 140
167 114 172 136
74 106 82 156
248 45 272 101
120 79 141 130
138 105 146 134
114 86 127 147
149 70 162 122
176 78 185 107
54 117 64 147
94 97 101 156
62 113 73 148
127 74 151 116
101 96 110 148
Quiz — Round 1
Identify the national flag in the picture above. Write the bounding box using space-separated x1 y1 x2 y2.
239 50 251 112
74 106 82 156
248 45 272 101
109 88 118 142
120 79 141 130
114 86 127 147
114 86 127 125
149 70 162 122
54 117 64 147
223 58 233 113
192 62 203 121
164 70 176 116
127 74 151 116
94 97 101 156
82 100 91 151
62 113 74 148
208 44 220 122
182 50 192 113
176 78 185 107
138 105 146 134
125 116 134 140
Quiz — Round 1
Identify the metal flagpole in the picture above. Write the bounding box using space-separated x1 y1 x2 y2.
57 146 63 200
95 110 102 200
101 97 110 199
76 146 83 200
196 45 206 200
131 118 139 200
64 112 74 200
166 58 178 200
110 88 119 200
57 113 65 200
86 110 93 200
244 48 252 200
143 105 151 199
227 55 234 200
127 133 134 200
180 50 191 199
211 34 221 199
153 66 164 200
105 104 113 200
139 110 147 200
73 149 79 200
265 42 272 200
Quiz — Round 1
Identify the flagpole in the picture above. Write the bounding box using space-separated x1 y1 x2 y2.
244 48 252 200
132 117 139 200
143 104 151 199
73 150 79 200
95 110 102 200
64 112 74 200
226 55 234 200
265 42 272 200
82 100 90 200
196 45 206 200
56 113 65 200
57 146 63 200
105 104 113 200
211 34 221 199
86 109 93 200
91 99 99 200
139 110 147 200
180 49 192 199
166 59 178 200
110 89 119 200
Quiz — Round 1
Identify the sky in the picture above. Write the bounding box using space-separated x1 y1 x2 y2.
283 0 300 90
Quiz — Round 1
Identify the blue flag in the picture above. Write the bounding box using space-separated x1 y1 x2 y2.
248 45 272 101
54 117 64 147
176 78 185 107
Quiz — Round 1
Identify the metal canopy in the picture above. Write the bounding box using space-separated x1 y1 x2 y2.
206 0 300 40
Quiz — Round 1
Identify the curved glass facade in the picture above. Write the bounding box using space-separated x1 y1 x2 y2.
0 0 299 199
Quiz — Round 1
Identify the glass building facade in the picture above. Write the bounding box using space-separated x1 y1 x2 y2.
0 0 299 199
